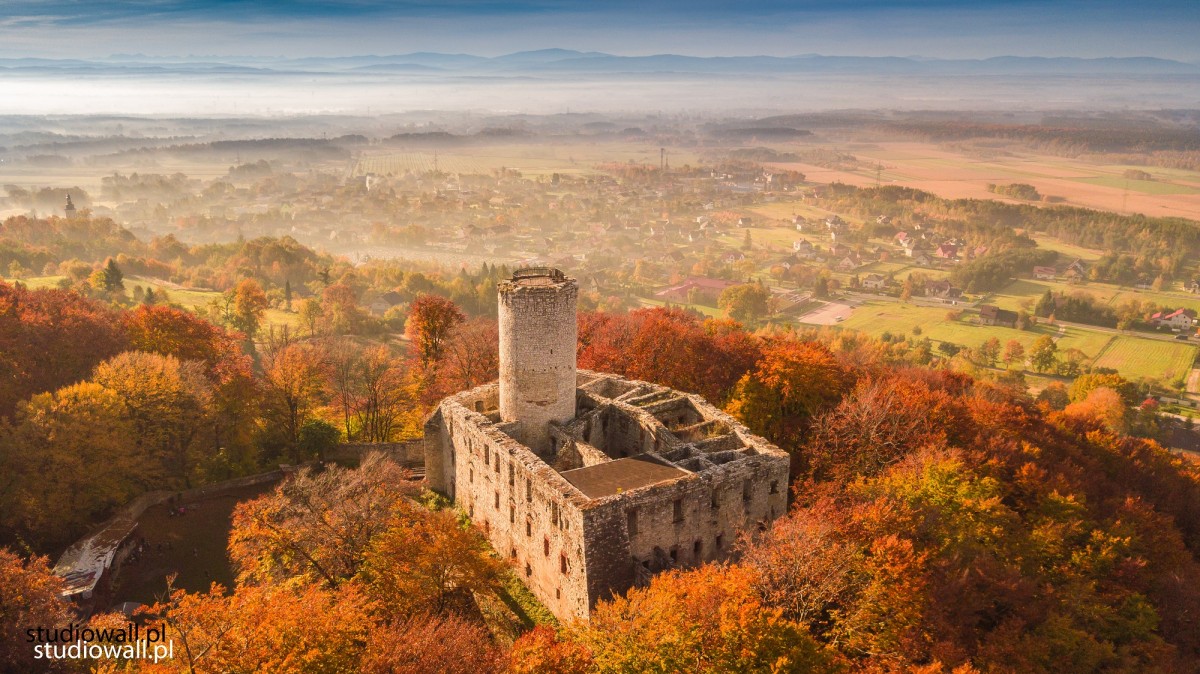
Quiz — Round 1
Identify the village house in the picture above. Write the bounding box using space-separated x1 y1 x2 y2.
862 273 888 290
934 243 958 260
926 279 963 303
978 304 1018 328
1033 266 1057 281
1150 308 1197 331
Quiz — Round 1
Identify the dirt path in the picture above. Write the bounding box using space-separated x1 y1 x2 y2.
1187 368 1200 395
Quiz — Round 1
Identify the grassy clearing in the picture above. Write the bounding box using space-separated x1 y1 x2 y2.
1030 236 1105 262
1092 337 1196 382
1071 176 1200 195
830 299 1115 358
638 296 724 318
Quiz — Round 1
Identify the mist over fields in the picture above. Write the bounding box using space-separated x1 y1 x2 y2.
3 51 1199 115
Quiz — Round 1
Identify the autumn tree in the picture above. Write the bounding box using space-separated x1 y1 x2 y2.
361 614 505 674
322 282 367 335
718 282 770 323
1002 339 1025 368
0 549 71 673
508 626 594 674
726 339 853 452
93 351 213 486
977 336 1001 367
134 580 372 674
805 374 963 481
578 308 761 405
359 502 504 619
0 281 128 419
406 294 465 369
229 454 414 588
123 305 258 476
259 341 328 459
574 565 837 674
1028 335 1058 373
1069 372 1139 406
438 318 500 395
1 382 149 547
225 278 269 340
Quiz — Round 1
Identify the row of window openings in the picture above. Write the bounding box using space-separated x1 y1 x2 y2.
473 517 570 574
626 479 779 534
639 537 723 569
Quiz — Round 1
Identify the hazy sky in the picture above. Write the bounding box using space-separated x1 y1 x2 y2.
1 0 1198 61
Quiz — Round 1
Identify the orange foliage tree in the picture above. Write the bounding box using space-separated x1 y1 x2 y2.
0 549 71 673
577 307 760 404
726 339 853 453
572 564 838 673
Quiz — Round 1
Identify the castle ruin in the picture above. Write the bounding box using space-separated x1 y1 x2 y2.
423 268 789 621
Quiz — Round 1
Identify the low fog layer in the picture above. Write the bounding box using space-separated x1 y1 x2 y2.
1 53 1198 115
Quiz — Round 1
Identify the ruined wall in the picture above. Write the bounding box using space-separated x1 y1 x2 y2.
431 386 595 621
498 272 578 454
580 453 787 604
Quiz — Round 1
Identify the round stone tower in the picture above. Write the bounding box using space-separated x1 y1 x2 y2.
498 267 578 454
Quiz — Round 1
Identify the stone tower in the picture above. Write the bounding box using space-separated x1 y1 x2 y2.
497 267 577 454
64 194 76 218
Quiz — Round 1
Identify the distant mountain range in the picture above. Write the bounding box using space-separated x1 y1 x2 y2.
6 50 1200 76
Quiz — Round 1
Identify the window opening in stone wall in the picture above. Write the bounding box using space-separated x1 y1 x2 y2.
494 491 500 509
770 480 779 495
716 533 724 550
526 518 532 537
469 467 474 483
673 498 683 523
560 553 568 575
475 400 483 412
544 537 550 557
742 479 752 503
669 547 678 564
508 463 514 487
509 504 515 523
526 478 532 502
693 539 702 559
627 508 639 536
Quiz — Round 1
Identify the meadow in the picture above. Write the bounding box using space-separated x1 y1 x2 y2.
763 141 1200 220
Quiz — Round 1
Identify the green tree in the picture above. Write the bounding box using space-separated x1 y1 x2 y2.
1029 335 1058 373
100 257 124 292
718 283 770 323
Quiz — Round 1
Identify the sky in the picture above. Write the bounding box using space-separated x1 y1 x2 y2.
1 0 1198 61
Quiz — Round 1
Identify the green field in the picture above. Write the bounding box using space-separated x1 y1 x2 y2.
837 304 1103 356
1092 337 1196 382
1071 176 1200 195
1030 235 1105 262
